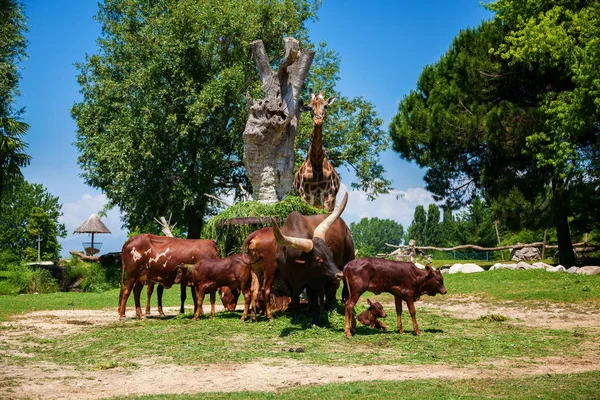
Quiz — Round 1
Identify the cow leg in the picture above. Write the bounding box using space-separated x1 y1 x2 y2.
262 274 275 320
133 282 145 318
240 284 251 322
191 286 198 315
406 299 420 335
157 284 165 316
118 276 136 319
344 293 360 337
394 295 404 334
145 283 154 316
192 286 205 321
179 282 187 314
210 291 216 318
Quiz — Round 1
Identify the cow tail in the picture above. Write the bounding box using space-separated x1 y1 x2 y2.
241 231 263 265
343 268 351 305
250 270 259 313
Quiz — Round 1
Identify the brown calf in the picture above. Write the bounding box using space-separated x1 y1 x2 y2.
190 254 258 322
357 299 388 330
343 258 447 337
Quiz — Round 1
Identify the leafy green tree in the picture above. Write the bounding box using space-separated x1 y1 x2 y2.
0 180 67 261
439 206 457 247
404 205 426 245
390 3 600 266
350 217 404 257
0 0 30 213
423 203 441 246
454 197 497 247
72 0 391 238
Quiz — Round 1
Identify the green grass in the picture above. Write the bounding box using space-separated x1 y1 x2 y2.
110 372 600 399
1 269 598 397
0 286 187 321
4 299 589 370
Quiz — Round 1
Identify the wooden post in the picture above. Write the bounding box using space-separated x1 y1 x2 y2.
37 235 42 262
494 221 504 261
541 228 548 259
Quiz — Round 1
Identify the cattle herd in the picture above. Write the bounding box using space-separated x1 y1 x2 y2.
118 193 448 336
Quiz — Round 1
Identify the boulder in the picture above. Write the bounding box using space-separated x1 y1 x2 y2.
414 262 426 270
449 263 484 274
546 265 566 273
566 266 579 274
510 246 541 262
516 261 532 270
531 262 552 270
575 266 600 276
490 263 517 271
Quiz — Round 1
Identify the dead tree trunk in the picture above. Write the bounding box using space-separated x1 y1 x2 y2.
243 37 315 203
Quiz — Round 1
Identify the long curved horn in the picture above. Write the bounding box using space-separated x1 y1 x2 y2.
271 217 313 253
313 192 348 240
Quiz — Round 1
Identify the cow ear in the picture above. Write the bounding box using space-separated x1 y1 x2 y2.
425 264 434 274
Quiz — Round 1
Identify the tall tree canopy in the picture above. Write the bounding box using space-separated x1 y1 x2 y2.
0 180 67 261
0 0 30 211
405 205 426 246
350 217 404 257
390 1 600 266
72 0 390 237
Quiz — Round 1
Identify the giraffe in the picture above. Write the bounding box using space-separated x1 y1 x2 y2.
294 90 341 211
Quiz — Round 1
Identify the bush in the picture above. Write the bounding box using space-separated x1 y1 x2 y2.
5 264 58 294
65 261 120 293
0 250 20 271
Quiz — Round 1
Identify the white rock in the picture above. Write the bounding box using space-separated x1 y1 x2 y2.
490 263 517 271
448 263 464 274
566 266 579 274
531 262 550 269
575 266 600 276
461 263 485 273
546 265 566 273
449 263 484 273
516 261 532 270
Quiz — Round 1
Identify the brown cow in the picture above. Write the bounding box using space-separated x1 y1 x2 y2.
357 299 388 330
118 234 218 319
343 258 447 337
189 254 258 322
241 193 354 321
219 286 241 311
145 278 239 316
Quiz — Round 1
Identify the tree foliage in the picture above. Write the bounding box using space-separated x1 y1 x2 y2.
72 0 390 238
404 205 426 246
0 180 67 261
350 217 404 257
390 2 600 266
0 0 30 210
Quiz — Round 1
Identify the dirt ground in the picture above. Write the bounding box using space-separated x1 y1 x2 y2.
1 298 599 400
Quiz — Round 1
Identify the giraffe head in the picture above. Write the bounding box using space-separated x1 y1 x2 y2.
300 90 336 126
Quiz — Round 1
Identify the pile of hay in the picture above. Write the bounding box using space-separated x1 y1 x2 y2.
204 196 326 256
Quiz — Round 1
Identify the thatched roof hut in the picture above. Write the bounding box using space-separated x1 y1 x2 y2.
74 214 112 234
74 214 111 255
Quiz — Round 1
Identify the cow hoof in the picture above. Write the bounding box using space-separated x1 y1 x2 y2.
344 331 353 338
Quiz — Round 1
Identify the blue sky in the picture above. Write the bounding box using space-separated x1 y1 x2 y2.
17 1 493 257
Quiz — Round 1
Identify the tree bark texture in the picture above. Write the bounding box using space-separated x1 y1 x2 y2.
243 37 315 203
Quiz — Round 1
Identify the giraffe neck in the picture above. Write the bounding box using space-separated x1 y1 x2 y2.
308 123 325 167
